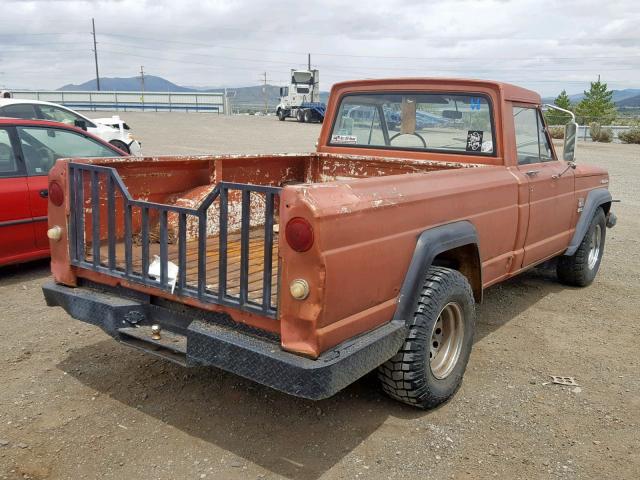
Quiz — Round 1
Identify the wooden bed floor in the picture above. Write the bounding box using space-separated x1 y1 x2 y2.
87 227 279 306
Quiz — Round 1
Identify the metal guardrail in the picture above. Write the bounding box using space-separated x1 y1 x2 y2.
10 90 226 113
68 162 280 317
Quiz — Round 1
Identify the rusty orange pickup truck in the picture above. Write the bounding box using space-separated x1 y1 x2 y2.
42 79 616 408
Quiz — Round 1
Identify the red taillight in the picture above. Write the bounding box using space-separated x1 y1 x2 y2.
49 181 64 207
285 217 314 252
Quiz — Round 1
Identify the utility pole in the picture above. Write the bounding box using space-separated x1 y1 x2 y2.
139 66 145 108
91 18 100 91
260 71 271 115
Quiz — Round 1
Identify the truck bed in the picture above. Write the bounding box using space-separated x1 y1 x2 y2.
54 152 485 332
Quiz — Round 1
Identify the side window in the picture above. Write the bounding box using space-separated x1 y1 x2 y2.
37 105 85 126
0 128 19 177
0 103 38 120
514 106 555 165
17 127 118 176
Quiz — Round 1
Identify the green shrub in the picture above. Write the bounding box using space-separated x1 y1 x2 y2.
549 126 565 139
619 127 640 144
599 128 613 143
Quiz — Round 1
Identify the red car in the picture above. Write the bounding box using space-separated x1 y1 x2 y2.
0 118 126 267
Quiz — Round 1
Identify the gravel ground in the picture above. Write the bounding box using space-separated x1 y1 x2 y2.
0 113 639 480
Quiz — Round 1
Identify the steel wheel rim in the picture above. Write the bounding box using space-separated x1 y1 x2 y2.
588 224 602 270
429 302 465 380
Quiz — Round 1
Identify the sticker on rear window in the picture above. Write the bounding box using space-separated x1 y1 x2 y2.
331 134 358 144
466 130 483 152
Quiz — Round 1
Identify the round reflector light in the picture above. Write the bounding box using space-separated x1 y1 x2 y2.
285 217 314 252
49 181 64 207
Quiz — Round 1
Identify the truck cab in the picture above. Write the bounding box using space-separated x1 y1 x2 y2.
43 78 615 409
276 69 325 123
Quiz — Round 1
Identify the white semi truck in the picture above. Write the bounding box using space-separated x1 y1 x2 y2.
276 69 326 123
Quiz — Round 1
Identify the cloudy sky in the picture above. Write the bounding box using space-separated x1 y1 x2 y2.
1 0 639 96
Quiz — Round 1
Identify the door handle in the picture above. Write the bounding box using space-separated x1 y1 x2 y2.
39 189 48 198
525 170 540 177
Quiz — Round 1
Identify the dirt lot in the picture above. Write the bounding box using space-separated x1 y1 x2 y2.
1 113 639 480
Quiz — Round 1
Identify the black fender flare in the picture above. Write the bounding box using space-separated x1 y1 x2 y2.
393 220 481 324
564 188 612 256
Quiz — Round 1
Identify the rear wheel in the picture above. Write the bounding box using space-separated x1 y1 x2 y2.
378 266 476 409
304 109 313 123
109 140 130 154
557 208 606 286
296 109 305 123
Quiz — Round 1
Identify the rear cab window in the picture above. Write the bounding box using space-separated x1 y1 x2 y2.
329 92 495 156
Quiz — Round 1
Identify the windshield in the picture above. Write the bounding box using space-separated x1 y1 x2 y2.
329 92 495 155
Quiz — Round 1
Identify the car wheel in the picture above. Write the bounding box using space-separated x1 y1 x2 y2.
297 110 305 123
378 266 476 409
277 109 286 121
557 207 606 287
109 140 130 154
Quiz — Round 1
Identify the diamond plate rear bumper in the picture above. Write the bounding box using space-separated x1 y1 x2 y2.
43 281 406 400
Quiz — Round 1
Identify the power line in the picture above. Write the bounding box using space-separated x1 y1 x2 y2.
3 39 639 64
73 46 640 76
97 48 288 72
97 42 307 66
97 32 640 62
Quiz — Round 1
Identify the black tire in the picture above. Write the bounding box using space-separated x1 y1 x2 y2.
296 109 305 123
378 266 476 409
277 109 286 121
304 109 313 123
557 208 606 287
109 140 130 154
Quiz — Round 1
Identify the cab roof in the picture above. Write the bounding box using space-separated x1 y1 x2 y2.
329 78 541 104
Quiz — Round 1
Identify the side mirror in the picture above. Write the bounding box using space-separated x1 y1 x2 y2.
74 119 87 131
563 121 578 162
279 87 283 96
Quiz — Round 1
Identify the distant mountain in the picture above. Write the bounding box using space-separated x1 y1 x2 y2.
617 94 640 108
58 75 194 92
542 88 640 106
